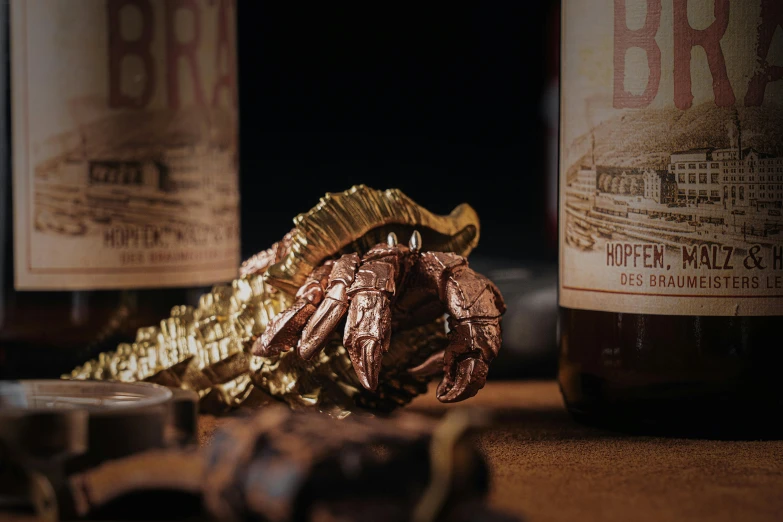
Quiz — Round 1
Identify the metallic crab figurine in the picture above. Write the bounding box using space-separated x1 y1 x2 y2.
254 229 504 403
67 185 506 414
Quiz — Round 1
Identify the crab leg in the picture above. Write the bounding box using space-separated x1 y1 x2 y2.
239 230 295 277
419 252 506 403
297 253 361 360
251 261 334 356
342 242 408 391
407 350 446 377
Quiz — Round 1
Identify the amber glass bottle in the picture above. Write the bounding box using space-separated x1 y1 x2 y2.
558 0 783 437
0 0 240 379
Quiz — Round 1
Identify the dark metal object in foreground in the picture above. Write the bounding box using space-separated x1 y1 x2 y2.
1 381 518 521
0 380 198 521
63 406 516 522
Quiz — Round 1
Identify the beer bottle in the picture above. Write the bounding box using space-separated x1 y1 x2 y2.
558 0 783 437
0 0 240 378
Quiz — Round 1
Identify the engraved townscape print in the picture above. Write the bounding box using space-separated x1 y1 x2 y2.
12 0 240 290
31 106 239 261
559 0 783 316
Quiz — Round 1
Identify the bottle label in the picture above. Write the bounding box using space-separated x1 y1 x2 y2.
10 0 240 291
559 0 783 316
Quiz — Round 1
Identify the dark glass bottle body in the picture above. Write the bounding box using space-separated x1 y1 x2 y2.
558 310 783 437
0 0 239 379
0 214 205 379
557 0 783 437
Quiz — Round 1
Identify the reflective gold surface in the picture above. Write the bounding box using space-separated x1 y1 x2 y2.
265 184 480 295
66 185 481 414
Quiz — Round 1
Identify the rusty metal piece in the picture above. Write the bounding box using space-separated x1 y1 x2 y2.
65 185 500 415
62 405 508 522
0 380 199 522
66 449 204 518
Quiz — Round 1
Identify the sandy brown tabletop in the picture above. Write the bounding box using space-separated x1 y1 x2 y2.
199 380 783 522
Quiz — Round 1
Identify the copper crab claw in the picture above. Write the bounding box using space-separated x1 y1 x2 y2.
253 234 505 404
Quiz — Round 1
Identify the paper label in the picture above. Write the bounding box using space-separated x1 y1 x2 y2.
559 0 783 316
11 0 240 290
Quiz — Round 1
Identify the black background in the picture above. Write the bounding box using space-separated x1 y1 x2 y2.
0 1 562 381
235 2 560 263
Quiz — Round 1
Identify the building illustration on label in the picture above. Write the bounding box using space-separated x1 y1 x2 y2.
11 0 240 290
32 109 239 244
564 117 783 254
558 0 783 315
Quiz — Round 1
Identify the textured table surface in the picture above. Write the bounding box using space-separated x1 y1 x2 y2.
198 380 783 522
